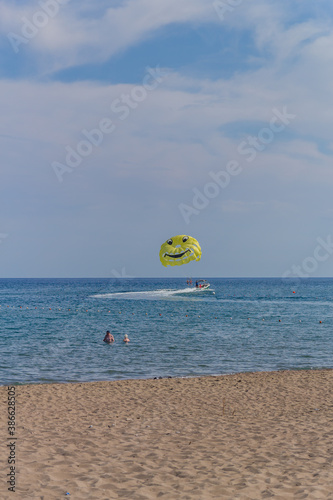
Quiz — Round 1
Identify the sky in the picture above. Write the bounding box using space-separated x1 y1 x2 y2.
1 0 333 278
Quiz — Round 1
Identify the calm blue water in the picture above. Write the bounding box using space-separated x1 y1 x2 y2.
0 278 332 385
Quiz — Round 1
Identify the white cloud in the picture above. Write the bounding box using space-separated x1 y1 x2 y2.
1 0 214 70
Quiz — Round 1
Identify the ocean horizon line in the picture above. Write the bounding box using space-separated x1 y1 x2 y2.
1 276 333 280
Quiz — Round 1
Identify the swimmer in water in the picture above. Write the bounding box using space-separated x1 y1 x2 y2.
103 331 114 343
123 334 130 343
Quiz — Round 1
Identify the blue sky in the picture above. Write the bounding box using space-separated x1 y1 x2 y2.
1 0 333 278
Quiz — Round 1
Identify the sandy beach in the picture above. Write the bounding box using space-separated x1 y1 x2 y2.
1 369 333 499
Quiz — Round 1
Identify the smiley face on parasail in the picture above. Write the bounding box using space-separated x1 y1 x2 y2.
159 235 202 267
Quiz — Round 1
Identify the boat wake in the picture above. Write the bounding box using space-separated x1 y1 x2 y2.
91 287 215 300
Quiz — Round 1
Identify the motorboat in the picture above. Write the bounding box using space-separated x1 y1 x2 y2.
195 280 210 290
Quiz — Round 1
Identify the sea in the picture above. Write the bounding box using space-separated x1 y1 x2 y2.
0 278 332 386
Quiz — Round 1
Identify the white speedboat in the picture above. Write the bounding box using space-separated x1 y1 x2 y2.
195 280 210 290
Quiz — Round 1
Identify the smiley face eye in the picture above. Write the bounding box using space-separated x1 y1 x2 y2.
167 239 173 245
182 236 189 243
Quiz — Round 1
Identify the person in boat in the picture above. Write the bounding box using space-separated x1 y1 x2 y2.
103 331 114 343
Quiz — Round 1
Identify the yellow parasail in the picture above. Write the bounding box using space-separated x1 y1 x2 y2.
159 235 202 267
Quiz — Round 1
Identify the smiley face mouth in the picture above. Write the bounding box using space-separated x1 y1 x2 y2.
163 248 191 259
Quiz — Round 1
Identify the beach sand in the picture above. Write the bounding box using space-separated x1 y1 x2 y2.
1 370 333 499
